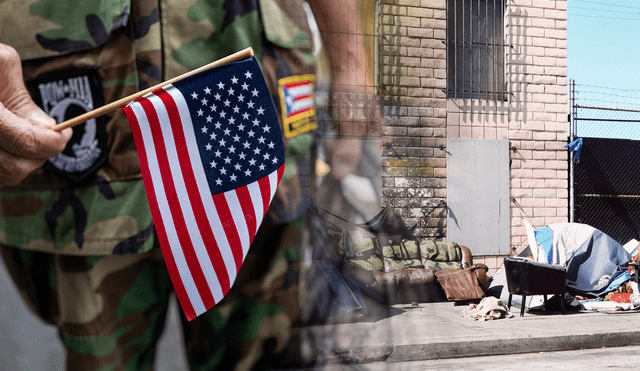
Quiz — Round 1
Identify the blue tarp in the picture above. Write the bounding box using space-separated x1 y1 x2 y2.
565 230 631 297
534 226 554 264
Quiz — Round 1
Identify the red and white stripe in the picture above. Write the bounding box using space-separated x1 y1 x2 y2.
123 84 284 321
285 80 314 117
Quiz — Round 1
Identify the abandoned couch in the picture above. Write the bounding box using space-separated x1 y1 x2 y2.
338 228 474 304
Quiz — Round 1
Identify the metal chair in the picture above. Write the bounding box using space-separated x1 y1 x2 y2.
504 257 567 317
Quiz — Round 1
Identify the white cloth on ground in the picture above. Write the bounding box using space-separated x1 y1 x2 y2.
461 297 514 321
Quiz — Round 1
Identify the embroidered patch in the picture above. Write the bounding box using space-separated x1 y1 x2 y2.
278 74 317 138
27 68 108 182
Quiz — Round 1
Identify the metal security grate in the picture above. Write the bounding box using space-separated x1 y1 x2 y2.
446 0 506 101
573 137 640 244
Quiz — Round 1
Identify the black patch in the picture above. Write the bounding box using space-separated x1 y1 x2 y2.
26 68 108 182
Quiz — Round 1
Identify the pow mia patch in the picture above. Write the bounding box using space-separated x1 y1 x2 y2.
278 74 317 139
27 68 108 182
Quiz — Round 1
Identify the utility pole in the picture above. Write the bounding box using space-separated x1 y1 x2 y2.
569 79 576 223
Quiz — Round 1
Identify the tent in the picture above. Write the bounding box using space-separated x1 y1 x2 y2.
565 229 631 297
489 222 634 309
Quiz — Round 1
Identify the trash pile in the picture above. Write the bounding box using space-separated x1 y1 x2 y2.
487 221 640 313
309 203 640 322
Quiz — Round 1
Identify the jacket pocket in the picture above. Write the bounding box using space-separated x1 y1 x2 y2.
0 0 130 60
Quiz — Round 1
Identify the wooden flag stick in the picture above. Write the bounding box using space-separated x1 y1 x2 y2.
49 47 255 131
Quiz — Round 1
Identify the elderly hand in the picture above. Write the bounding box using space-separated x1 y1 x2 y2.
0 43 71 187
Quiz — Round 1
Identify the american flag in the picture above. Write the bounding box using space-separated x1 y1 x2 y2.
122 57 285 321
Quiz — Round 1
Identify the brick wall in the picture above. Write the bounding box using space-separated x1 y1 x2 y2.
378 0 568 275
379 0 448 238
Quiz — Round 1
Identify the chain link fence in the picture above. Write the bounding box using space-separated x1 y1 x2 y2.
573 106 640 140
571 81 640 244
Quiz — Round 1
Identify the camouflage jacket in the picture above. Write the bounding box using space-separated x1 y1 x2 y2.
0 0 317 255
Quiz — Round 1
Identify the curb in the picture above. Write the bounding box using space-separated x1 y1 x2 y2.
315 331 640 365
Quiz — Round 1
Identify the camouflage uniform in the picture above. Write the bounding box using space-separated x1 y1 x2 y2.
0 0 317 369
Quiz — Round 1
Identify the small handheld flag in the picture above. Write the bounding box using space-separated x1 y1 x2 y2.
121 56 285 320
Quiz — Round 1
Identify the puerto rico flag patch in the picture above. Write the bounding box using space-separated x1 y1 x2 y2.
278 74 317 138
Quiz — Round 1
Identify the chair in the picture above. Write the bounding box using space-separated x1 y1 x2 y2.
504 257 567 317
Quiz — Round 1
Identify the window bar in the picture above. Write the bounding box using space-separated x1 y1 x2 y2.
493 0 498 101
474 0 477 100
454 0 458 99
500 0 504 100
469 0 475 99
489 0 493 101
493 0 497 101
462 0 465 100
485 0 489 101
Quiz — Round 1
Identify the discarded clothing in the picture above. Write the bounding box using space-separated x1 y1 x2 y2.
581 300 640 312
566 137 583 163
461 297 513 321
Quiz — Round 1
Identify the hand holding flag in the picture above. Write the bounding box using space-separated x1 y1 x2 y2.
52 49 286 321
123 56 285 321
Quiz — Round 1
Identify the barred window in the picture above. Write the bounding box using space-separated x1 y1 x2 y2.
447 0 505 100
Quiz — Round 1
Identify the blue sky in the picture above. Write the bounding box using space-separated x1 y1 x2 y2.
568 0 640 109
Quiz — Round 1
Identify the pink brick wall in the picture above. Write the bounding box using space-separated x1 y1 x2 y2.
378 0 568 264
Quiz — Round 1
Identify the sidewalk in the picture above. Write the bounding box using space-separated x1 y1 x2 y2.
299 301 640 366
5 250 639 370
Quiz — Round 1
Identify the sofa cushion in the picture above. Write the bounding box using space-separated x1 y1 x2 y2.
382 239 424 273
420 240 462 263
339 229 385 272
338 229 377 257
372 267 435 285
348 258 385 272
424 260 464 272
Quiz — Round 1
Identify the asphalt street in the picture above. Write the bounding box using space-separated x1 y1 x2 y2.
302 345 640 371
